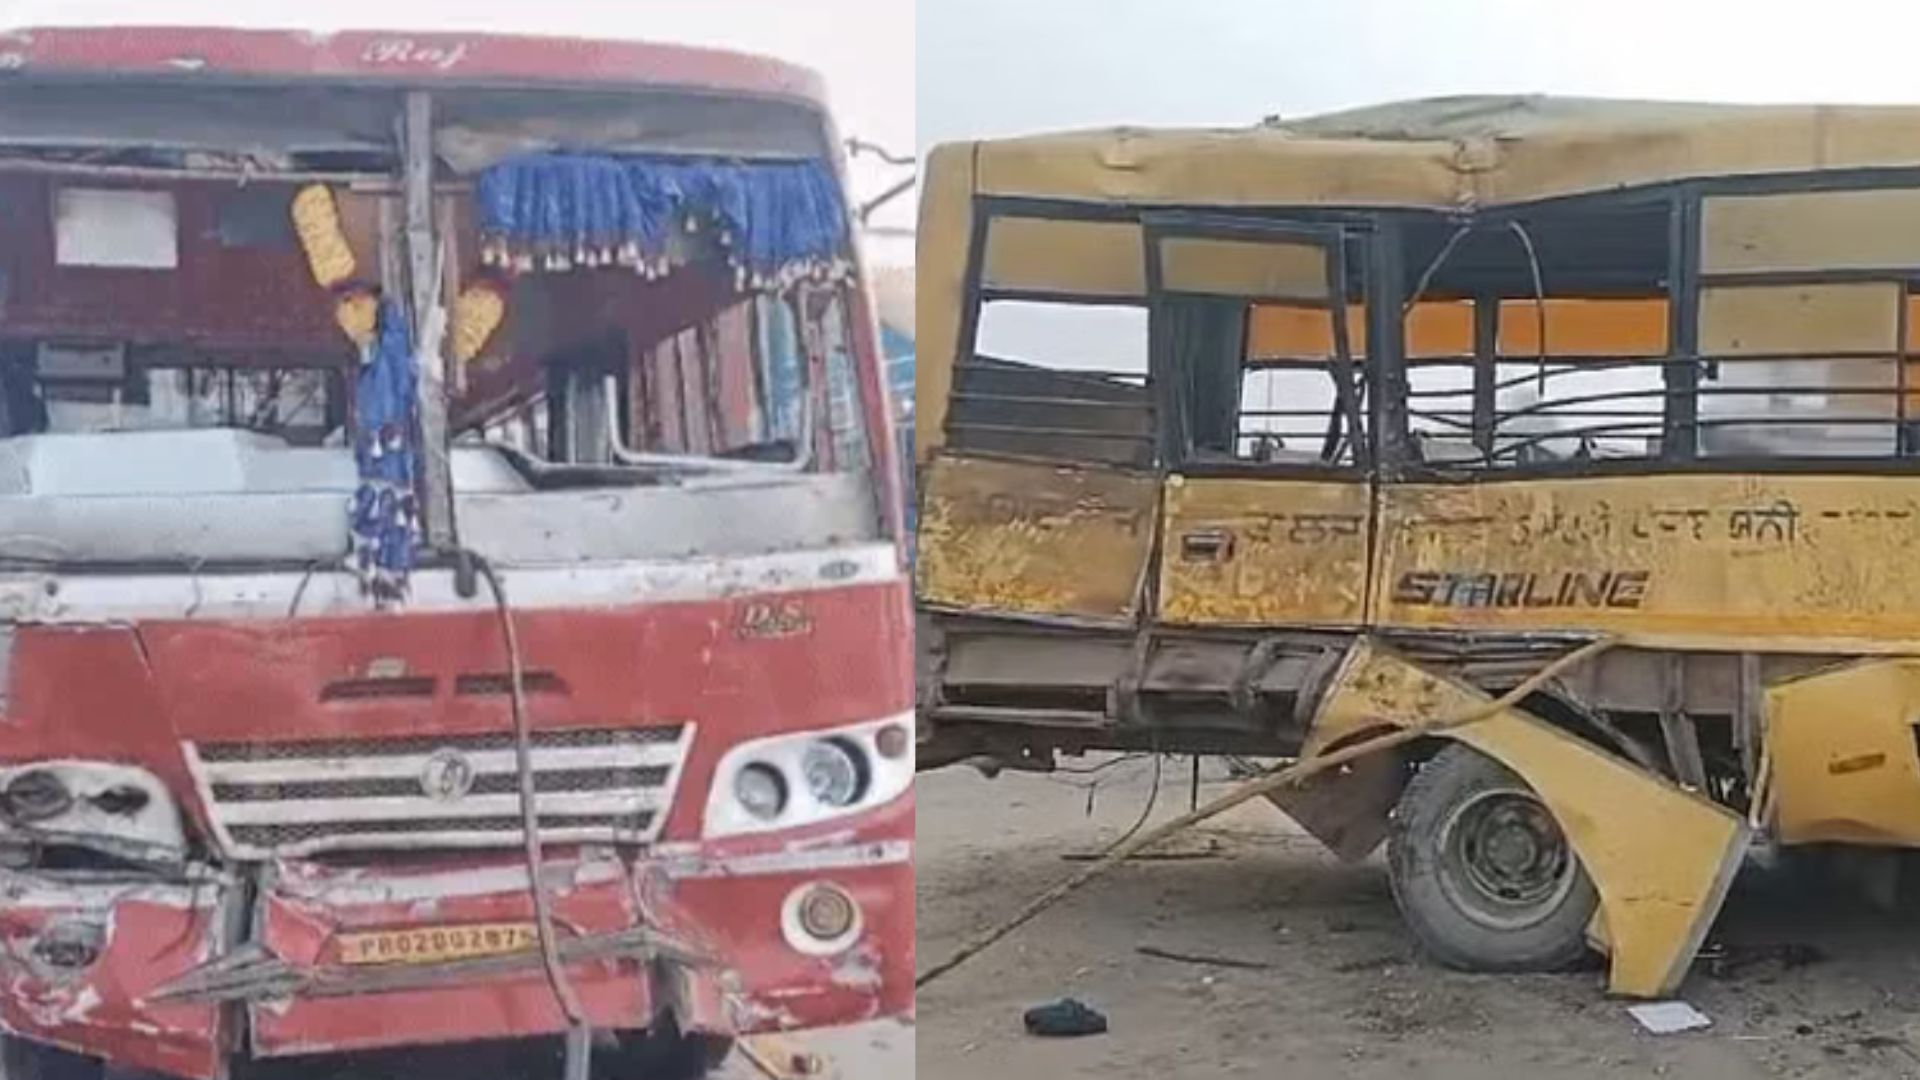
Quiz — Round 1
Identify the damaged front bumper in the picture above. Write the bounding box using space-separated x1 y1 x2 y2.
0 804 912 1079
0 867 230 1079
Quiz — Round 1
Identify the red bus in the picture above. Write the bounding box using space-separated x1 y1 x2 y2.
0 26 910 1080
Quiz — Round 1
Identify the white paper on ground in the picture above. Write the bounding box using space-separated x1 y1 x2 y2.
1628 1001 1712 1035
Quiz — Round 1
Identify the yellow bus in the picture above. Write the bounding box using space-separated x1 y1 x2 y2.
914 96 1920 997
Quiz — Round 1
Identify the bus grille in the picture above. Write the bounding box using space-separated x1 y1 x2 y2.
183 725 695 860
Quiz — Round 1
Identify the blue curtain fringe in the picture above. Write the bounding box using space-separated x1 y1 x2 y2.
476 154 851 291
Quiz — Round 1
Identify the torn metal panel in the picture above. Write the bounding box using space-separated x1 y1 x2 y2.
1310 639 1750 998
916 455 1159 624
1765 657 1920 845
0 869 229 1080
1260 750 1402 863
245 852 658 1057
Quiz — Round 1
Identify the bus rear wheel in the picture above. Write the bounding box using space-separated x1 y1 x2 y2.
1387 743 1597 972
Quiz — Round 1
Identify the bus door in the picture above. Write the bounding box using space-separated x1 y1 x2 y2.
1142 213 1374 630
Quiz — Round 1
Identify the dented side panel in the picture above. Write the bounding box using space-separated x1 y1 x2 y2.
1374 475 1920 646
915 455 1159 624
0 873 227 1080
1158 475 1370 627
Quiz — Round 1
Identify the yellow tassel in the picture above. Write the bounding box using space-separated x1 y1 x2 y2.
291 184 356 290
334 290 379 348
451 282 507 363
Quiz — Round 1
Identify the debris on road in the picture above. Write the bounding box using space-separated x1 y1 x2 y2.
1063 838 1226 863
737 1035 830 1079
1698 941 1826 979
1627 1001 1712 1035
1023 999 1110 1038
1135 944 1273 971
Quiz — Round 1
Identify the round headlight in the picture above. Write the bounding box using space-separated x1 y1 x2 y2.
3 770 72 823
801 740 868 808
734 764 788 821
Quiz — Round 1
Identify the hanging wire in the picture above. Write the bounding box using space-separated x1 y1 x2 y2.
1506 219 1550 397
1403 222 1474 314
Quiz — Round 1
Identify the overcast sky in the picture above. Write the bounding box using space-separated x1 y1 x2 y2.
0 0 914 267
921 0 1920 150
919 0 1920 435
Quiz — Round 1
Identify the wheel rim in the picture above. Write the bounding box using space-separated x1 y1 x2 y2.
1434 785 1576 931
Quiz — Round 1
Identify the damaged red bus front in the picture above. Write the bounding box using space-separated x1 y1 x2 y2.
0 27 910 1080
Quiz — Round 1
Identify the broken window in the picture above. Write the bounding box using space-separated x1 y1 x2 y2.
1389 203 1674 469
947 298 1152 467
1692 187 1920 459
27 343 343 444
941 211 1156 468
1151 216 1363 469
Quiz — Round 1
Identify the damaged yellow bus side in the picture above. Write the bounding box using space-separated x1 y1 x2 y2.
914 98 1920 997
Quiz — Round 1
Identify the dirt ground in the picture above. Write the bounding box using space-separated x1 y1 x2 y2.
719 1020 914 1079
917 756 1920 1080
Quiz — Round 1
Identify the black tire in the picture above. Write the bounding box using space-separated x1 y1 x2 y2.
0 1038 104 1080
1387 742 1598 972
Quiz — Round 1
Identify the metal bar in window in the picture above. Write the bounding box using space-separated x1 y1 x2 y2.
1327 230 1366 468
950 392 1152 410
947 422 1156 443
1366 223 1405 469
1665 189 1701 460
1699 268 1920 288
1901 282 1914 456
1472 295 1496 456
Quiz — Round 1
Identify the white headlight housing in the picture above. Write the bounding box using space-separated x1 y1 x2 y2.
704 714 913 838
0 762 185 862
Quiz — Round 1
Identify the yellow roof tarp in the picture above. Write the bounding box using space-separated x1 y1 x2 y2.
975 95 1920 211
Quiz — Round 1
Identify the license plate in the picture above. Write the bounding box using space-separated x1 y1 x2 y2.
334 922 539 967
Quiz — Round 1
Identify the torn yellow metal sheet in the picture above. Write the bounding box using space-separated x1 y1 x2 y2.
1311 639 1750 998
914 455 1159 624
1158 475 1370 627
1765 657 1920 846
1373 475 1920 645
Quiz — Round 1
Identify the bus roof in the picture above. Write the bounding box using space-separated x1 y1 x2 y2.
0 26 827 109
930 95 1920 212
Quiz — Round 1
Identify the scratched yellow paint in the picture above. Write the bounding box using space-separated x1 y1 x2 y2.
1374 475 1920 642
1312 640 1750 998
1158 475 1371 627
915 455 1159 624
1765 658 1920 846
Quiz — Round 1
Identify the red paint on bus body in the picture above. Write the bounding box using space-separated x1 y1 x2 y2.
0 27 827 106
